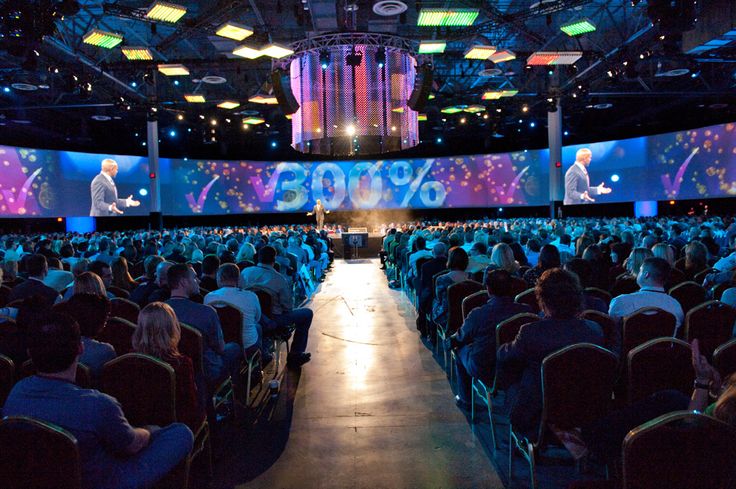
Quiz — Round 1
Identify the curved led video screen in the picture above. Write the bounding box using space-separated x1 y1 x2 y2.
162 150 549 214
0 121 734 218
0 146 150 217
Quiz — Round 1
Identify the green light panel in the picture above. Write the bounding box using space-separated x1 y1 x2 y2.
417 8 479 27
560 19 596 37
418 40 447 54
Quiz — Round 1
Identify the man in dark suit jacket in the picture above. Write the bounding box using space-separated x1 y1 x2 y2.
448 269 531 409
496 268 605 439
8 254 60 308
563 148 612 205
90 159 140 216
415 242 448 335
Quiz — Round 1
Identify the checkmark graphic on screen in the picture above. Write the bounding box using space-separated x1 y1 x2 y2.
185 175 220 213
662 147 699 199
1 168 42 213
495 166 529 204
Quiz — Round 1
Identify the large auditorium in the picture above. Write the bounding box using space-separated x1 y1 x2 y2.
1 1 736 488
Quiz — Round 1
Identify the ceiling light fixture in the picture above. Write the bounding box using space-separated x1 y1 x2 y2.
527 51 583 65
232 45 263 59
184 94 206 103
259 43 294 58
82 29 123 49
217 100 241 109
489 49 516 63
418 40 447 54
215 21 254 41
464 45 497 60
248 94 279 104
560 18 596 37
121 46 153 60
158 64 189 76
417 8 479 27
242 116 265 125
146 1 187 23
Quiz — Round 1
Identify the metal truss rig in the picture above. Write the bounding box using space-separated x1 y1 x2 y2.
273 32 420 69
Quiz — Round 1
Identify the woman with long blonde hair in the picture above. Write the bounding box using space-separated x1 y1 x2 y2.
73 272 107 297
132 302 203 430
111 256 138 292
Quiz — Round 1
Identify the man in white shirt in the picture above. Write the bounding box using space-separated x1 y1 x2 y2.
609 257 685 335
204 263 261 353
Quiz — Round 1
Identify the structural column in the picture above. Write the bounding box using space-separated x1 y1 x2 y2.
146 117 162 230
548 99 563 218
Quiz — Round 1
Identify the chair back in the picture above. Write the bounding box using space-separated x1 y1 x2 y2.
101 353 176 427
539 344 617 443
237 261 255 271
252 288 273 318
712 282 735 301
188 261 202 276
674 256 686 272
627 338 693 404
693 268 715 284
580 310 619 355
129 261 145 278
98 317 136 355
510 277 529 298
179 323 205 376
431 270 449 301
611 276 639 297
496 313 541 347
622 307 676 357
19 360 91 389
0 354 14 407
209 301 243 345
623 411 736 489
107 285 130 300
668 281 707 314
462 290 489 321
514 288 539 313
585 287 612 306
684 300 736 360
109 297 140 324
446 280 483 334
0 285 11 307
0 416 81 489
714 338 736 378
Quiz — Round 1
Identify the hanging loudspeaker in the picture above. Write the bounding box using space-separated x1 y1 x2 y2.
408 63 433 112
270 69 300 115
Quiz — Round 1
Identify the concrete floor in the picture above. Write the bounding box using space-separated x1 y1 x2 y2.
212 258 504 489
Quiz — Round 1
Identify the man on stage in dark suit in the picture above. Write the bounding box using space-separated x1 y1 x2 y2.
90 159 140 216
563 148 612 205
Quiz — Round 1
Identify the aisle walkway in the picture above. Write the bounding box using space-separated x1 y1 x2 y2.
226 258 503 489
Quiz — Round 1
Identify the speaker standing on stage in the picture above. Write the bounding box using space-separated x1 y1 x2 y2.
90 158 140 216
563 148 612 205
307 199 329 229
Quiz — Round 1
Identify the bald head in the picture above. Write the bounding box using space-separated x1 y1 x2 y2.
101 159 118 177
575 148 592 167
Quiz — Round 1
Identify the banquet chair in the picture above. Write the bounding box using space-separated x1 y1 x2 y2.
684 300 736 360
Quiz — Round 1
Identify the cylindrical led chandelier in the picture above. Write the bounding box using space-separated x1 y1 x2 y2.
283 34 420 156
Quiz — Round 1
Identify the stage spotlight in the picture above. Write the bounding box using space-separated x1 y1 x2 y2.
530 122 536 128
2 87 10 93
319 49 330 69
564 130 569 136
346 47 362 67
375 47 386 68
271 141 277 148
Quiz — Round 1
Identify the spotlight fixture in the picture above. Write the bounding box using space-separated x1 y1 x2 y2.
121 46 153 60
464 45 497 60
184 93 206 103
217 100 240 109
232 45 263 59
319 49 330 69
82 29 123 49
215 21 254 41
146 1 187 23
158 64 189 76
418 40 447 54
417 8 479 27
375 47 386 68
346 47 363 67
560 18 596 37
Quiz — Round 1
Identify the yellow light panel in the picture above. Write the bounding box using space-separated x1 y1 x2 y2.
217 101 241 109
418 113 428 121
464 105 485 113
216 22 254 41
259 43 294 59
391 107 405 113
232 45 263 59
121 46 153 60
248 94 278 104
489 49 516 63
184 94 206 103
157 64 189 76
146 1 187 23
243 116 265 125
82 29 123 49
464 45 496 60
481 91 503 100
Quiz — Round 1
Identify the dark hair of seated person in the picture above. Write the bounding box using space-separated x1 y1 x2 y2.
446 246 469 271
537 244 561 270
258 245 277 265
27 312 81 374
54 293 111 338
535 268 584 319
640 257 671 285
564 258 594 288
26 253 48 277
485 269 513 297
201 254 220 275
166 263 192 291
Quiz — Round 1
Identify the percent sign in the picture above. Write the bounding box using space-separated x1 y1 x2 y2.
389 160 447 208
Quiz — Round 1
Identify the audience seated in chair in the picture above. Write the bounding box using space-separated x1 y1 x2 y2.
432 247 470 327
129 255 165 306
2 311 193 489
199 254 221 293
446 269 532 410
608 257 684 335
8 254 60 308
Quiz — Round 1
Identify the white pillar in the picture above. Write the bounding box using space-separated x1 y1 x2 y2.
548 99 563 218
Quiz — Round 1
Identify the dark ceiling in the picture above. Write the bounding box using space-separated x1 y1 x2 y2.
0 0 734 161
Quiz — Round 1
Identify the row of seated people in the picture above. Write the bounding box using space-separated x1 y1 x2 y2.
381 216 736 487
0 228 328 488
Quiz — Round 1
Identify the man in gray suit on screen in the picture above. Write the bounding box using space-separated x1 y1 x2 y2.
563 148 612 205
89 158 140 216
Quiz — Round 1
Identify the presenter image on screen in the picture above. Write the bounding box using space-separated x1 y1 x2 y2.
563 148 612 204
89 158 140 216
306 199 330 229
